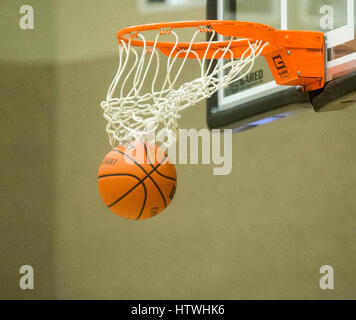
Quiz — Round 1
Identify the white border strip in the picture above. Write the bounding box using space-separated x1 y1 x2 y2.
281 0 288 30
219 82 281 107
327 52 356 68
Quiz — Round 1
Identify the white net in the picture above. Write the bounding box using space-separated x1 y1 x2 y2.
100 26 267 147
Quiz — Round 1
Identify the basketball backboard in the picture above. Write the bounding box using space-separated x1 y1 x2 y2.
206 0 356 131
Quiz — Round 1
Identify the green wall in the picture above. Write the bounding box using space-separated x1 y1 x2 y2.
0 0 355 299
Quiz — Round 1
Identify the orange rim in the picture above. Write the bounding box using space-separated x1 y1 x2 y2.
116 20 272 51
116 20 326 91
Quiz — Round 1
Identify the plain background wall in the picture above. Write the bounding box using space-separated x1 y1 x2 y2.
0 0 56 299
0 0 355 299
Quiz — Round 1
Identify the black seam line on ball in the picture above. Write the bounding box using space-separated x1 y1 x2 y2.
113 148 168 208
97 173 141 180
153 169 177 182
135 180 147 221
142 143 167 208
143 143 177 182
105 163 160 208
98 173 148 215
143 142 153 167
106 175 143 208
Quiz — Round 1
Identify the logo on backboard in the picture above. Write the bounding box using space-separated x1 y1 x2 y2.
272 55 289 78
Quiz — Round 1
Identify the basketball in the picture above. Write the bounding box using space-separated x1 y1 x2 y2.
97 141 177 220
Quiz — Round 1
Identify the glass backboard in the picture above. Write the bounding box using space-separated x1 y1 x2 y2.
207 0 356 131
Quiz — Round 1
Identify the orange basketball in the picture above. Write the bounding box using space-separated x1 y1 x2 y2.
97 141 177 220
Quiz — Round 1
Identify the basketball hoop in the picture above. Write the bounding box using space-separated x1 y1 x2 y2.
100 20 325 147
